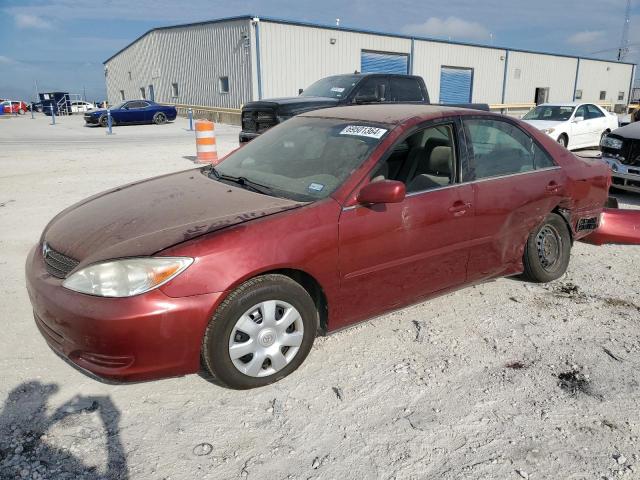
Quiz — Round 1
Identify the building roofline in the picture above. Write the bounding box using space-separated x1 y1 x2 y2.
103 14 637 67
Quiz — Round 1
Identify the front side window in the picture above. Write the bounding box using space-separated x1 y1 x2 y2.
389 77 425 102
355 77 390 102
586 104 604 119
575 105 587 119
213 117 389 201
371 124 455 193
464 119 554 180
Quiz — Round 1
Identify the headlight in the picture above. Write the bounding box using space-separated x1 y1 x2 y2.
541 128 556 134
601 136 623 149
62 257 193 297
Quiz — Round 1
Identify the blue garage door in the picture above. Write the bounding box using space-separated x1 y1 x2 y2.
361 51 409 74
439 67 473 103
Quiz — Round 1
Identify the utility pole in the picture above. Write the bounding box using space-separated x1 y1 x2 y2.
618 0 631 61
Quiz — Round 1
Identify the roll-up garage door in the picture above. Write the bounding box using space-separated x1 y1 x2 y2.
439 67 473 103
361 51 409 74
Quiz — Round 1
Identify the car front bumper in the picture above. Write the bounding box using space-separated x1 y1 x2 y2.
602 156 640 193
84 115 100 124
25 245 224 382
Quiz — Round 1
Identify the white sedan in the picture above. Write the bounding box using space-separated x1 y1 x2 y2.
71 101 95 113
522 102 619 150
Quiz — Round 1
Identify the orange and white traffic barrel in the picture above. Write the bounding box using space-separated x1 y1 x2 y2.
195 120 218 164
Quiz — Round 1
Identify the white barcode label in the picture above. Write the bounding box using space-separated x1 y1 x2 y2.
339 125 388 139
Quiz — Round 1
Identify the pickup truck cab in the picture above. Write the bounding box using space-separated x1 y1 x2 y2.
240 73 429 143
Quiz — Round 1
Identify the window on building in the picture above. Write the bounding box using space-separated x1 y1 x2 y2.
140 87 146 99
128 71 132 80
171 82 179 97
618 91 625 101
219 76 229 94
119 90 125 101
514 68 522 80
599 91 607 101
575 90 582 100
463 119 554 180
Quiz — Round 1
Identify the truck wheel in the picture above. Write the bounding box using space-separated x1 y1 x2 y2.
522 213 571 283
202 274 318 389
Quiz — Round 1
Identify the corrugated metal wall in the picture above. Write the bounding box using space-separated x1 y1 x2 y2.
412 41 506 104
257 21 411 98
105 19 253 108
576 59 635 104
503 52 578 104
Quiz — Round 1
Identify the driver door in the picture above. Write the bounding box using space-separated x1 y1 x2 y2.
336 120 475 328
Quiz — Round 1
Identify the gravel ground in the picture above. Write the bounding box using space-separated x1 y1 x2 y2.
0 113 639 480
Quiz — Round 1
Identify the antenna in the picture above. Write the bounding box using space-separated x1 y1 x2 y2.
618 0 631 61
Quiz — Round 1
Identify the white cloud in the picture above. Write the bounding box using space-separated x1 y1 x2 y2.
14 13 53 30
567 30 605 46
402 16 490 41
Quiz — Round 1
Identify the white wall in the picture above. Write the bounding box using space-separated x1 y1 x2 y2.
258 21 411 98
412 41 506 104
576 59 634 105
503 52 578 104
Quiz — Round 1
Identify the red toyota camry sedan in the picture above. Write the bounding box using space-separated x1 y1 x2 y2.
26 105 639 389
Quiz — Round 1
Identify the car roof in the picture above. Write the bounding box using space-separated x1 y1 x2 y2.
299 104 482 125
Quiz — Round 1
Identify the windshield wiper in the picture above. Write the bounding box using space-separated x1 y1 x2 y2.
207 166 273 196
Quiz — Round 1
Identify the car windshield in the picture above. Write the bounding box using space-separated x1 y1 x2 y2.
300 75 360 99
523 105 575 121
210 117 389 201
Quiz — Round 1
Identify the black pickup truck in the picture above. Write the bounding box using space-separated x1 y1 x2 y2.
240 73 486 143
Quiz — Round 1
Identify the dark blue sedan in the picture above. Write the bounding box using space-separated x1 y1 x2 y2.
84 100 177 126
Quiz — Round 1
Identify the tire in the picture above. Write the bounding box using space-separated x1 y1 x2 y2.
153 112 167 125
557 134 568 148
18 109 25 115
522 213 571 283
202 274 318 389
99 115 108 127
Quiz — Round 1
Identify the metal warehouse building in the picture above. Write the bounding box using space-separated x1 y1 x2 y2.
104 15 636 116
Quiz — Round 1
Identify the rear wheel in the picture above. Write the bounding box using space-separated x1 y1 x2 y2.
153 112 167 125
202 274 318 389
522 213 571 283
18 108 25 115
557 134 568 148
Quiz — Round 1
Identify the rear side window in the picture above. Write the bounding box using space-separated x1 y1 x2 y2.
586 104 604 119
464 119 555 180
389 77 425 102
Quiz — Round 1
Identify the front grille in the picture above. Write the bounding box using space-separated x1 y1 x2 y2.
43 244 79 279
241 109 277 133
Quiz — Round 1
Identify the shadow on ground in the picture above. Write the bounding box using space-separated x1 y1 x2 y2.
0 381 128 480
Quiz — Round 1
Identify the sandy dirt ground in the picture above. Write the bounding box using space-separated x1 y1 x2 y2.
0 113 639 480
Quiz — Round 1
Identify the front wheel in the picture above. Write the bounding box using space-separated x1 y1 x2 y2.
153 112 167 125
522 213 571 283
202 274 318 389
99 115 108 127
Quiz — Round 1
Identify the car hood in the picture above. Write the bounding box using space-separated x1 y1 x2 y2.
43 169 305 267
521 120 564 130
611 122 640 140
243 97 340 116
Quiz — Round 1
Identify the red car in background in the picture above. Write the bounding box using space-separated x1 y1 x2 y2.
1 100 29 114
25 105 640 389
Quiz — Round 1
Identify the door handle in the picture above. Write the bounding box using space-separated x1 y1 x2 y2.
448 200 471 216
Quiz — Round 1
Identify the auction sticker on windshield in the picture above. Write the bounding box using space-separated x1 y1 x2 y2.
330 87 345 93
339 125 388 139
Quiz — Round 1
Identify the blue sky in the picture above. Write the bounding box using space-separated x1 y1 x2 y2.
1 0 638 102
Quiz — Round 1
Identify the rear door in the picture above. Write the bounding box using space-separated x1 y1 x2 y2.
337 119 475 327
585 104 608 144
569 105 591 148
462 117 565 282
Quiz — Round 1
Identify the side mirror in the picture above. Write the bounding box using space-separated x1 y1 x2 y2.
298 88 304 95
573 116 584 123
357 180 405 205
